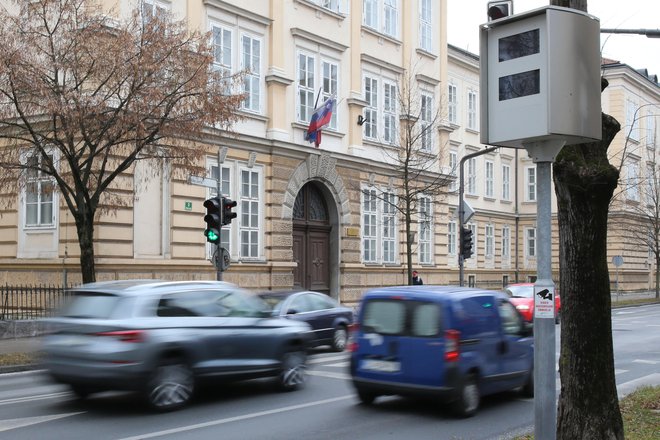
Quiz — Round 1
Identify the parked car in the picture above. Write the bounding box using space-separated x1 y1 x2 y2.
257 290 354 352
41 280 312 411
349 285 534 417
504 283 561 324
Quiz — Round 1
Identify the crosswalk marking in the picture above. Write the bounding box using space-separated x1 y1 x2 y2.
0 411 84 433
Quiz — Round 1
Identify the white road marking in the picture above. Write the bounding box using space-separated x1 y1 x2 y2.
633 359 659 365
307 354 347 365
0 412 85 433
117 395 354 440
325 361 350 368
307 370 351 380
615 369 629 375
0 391 71 407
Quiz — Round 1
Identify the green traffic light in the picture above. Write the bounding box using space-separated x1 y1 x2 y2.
205 229 219 243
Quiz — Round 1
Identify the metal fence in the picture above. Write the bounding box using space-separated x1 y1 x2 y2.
0 285 73 320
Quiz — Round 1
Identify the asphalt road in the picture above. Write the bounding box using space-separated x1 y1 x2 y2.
0 304 658 440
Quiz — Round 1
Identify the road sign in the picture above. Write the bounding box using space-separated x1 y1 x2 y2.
188 175 217 189
534 286 555 318
214 247 230 271
462 200 475 223
612 255 624 267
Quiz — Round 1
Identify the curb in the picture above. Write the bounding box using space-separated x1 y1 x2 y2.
0 364 40 375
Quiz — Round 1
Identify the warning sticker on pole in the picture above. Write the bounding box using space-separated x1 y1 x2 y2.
534 286 555 318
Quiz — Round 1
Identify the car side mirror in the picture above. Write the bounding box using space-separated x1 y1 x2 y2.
521 321 534 337
287 308 299 315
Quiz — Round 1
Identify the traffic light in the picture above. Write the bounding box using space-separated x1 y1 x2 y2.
221 197 237 226
460 227 473 260
487 0 513 21
203 197 221 244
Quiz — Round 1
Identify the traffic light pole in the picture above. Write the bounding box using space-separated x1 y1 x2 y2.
458 147 498 286
216 148 223 282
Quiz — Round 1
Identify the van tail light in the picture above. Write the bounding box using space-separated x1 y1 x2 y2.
95 330 145 343
348 323 359 352
444 329 460 362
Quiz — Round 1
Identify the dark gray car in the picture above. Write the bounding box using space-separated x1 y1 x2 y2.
41 280 312 411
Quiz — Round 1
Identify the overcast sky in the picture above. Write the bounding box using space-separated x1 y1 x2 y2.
448 0 660 78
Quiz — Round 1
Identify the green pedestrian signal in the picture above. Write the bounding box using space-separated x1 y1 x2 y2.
203 197 222 244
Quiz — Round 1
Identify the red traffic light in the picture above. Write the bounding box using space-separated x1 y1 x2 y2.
221 197 237 226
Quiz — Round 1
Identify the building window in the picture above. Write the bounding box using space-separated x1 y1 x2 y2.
625 99 640 142
362 187 398 264
419 195 433 264
502 225 510 258
502 275 509 288
364 76 379 139
322 60 339 129
448 83 457 124
647 110 657 149
502 163 511 201
420 93 433 151
208 161 263 261
449 150 458 192
383 192 397 263
466 157 477 195
142 0 169 22
526 227 536 258
364 0 399 38
525 166 536 202
485 160 494 198
318 0 341 13
241 34 261 113
626 160 640 202
363 73 399 143
298 52 316 123
419 0 432 52
211 24 232 80
468 274 476 288
485 224 494 257
448 220 457 255
240 169 260 259
24 153 55 228
467 90 478 131
383 81 397 143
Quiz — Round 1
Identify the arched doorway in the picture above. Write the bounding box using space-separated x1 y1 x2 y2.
292 182 330 295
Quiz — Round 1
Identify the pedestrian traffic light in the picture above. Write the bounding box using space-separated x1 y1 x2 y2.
221 197 237 226
203 197 221 244
487 0 513 21
460 227 473 260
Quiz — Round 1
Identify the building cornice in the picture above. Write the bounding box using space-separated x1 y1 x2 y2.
290 28 348 52
361 54 405 75
203 0 272 26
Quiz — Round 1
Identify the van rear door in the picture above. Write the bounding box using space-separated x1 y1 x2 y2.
355 298 446 388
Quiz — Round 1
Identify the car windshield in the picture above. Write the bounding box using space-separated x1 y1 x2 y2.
505 285 534 298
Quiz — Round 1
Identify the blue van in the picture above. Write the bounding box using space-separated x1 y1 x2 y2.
349 286 534 417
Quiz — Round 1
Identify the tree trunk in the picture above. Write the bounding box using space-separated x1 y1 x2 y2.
73 209 97 284
554 112 624 439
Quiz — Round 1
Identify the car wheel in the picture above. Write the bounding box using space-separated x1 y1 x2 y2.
356 388 377 405
331 326 348 352
278 351 307 391
145 358 195 412
520 366 534 398
453 374 480 418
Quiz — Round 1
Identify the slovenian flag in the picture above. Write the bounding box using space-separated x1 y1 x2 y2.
305 97 336 148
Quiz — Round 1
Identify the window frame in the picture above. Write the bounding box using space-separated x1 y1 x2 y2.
419 0 432 52
23 151 56 229
467 89 478 131
525 165 536 202
361 186 399 265
502 163 511 201
448 83 458 125
418 194 433 265
240 32 262 113
420 92 433 151
485 224 494 258
485 159 494 198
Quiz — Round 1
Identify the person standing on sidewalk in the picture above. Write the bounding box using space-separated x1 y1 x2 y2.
412 270 423 285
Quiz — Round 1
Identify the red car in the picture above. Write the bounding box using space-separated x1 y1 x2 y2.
504 283 561 324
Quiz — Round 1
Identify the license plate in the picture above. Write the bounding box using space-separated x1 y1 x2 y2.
361 359 400 373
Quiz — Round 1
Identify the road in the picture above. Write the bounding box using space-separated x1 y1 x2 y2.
0 304 658 440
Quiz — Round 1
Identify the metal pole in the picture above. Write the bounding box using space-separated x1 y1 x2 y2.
216 148 223 282
458 147 498 286
534 160 555 440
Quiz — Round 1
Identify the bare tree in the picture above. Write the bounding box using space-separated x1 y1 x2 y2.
356 66 453 284
0 0 244 283
551 1 624 438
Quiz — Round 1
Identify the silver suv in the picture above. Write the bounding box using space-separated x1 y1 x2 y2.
42 280 312 411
